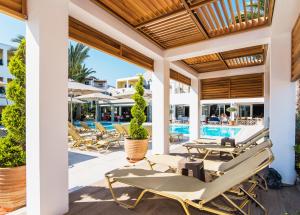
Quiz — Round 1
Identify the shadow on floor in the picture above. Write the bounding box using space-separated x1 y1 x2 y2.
68 151 98 167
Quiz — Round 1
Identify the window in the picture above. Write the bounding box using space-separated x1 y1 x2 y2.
0 49 3 66
239 105 251 117
7 50 14 65
253 104 264 118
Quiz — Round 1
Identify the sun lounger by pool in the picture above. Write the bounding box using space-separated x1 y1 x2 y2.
106 149 273 215
184 128 269 159
113 124 129 137
68 127 121 152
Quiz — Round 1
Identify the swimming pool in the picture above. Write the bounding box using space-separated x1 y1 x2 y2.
170 125 241 138
74 121 241 138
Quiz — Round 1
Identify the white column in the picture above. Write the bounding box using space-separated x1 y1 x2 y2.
264 52 270 128
269 34 296 184
26 0 69 214
189 78 200 140
152 59 170 154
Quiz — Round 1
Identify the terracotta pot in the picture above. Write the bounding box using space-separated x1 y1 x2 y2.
0 166 26 214
124 138 148 163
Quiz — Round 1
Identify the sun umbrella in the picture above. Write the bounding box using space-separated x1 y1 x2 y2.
68 80 102 123
76 93 116 121
68 97 85 104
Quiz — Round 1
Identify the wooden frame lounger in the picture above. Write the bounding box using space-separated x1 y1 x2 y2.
146 139 272 191
113 124 128 137
106 149 273 215
68 127 121 151
184 129 269 159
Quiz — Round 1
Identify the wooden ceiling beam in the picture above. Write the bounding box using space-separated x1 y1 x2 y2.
189 0 216 10
134 8 186 29
181 0 209 39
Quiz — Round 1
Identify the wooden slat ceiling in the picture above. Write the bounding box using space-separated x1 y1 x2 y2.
183 44 267 73
0 0 27 20
291 15 300 81
201 73 264 99
92 0 275 48
69 17 154 71
170 69 191 86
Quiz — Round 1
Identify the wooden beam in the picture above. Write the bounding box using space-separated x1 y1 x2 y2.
134 8 186 29
181 0 209 39
69 17 154 71
190 0 216 10
0 0 27 20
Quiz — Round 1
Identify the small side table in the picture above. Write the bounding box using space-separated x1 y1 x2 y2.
178 158 205 181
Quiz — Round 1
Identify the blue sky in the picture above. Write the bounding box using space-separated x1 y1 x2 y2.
0 13 145 86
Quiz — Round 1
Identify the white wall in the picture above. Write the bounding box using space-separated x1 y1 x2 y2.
268 0 300 184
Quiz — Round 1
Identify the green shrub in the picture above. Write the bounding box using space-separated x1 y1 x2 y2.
128 75 148 140
0 40 26 167
226 107 237 113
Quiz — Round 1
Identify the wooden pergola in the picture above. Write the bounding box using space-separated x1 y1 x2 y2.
92 0 275 48
183 45 267 73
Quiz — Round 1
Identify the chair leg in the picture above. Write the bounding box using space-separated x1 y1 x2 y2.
221 193 248 215
202 150 211 160
106 177 147 209
239 187 268 215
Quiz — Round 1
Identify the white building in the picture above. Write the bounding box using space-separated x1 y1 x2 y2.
0 43 14 115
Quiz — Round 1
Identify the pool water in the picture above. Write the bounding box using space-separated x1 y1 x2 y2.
170 125 241 138
74 121 241 138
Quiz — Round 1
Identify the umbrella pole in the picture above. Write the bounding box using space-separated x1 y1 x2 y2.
95 100 98 122
70 96 73 124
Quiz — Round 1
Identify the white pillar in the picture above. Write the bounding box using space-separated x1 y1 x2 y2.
152 59 170 154
264 51 270 128
26 0 69 214
269 35 296 184
268 0 300 184
189 78 200 140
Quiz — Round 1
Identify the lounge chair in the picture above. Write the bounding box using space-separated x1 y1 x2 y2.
193 127 269 145
106 149 273 215
114 124 128 137
95 122 115 136
184 129 269 159
68 127 121 152
146 139 272 173
80 121 95 133
144 125 152 139
169 133 184 142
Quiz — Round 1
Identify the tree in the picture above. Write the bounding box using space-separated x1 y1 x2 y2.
128 75 148 140
0 40 26 167
68 43 95 83
235 0 266 22
11 35 25 44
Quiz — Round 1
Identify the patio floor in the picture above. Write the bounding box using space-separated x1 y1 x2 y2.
67 145 300 215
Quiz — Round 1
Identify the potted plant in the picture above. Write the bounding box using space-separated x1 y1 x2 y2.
0 40 26 213
124 75 148 163
226 106 237 126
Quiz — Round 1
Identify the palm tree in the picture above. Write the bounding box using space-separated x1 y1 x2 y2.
68 43 95 83
11 35 25 44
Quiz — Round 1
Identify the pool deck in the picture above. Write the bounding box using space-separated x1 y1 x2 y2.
68 125 262 191
67 145 300 215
